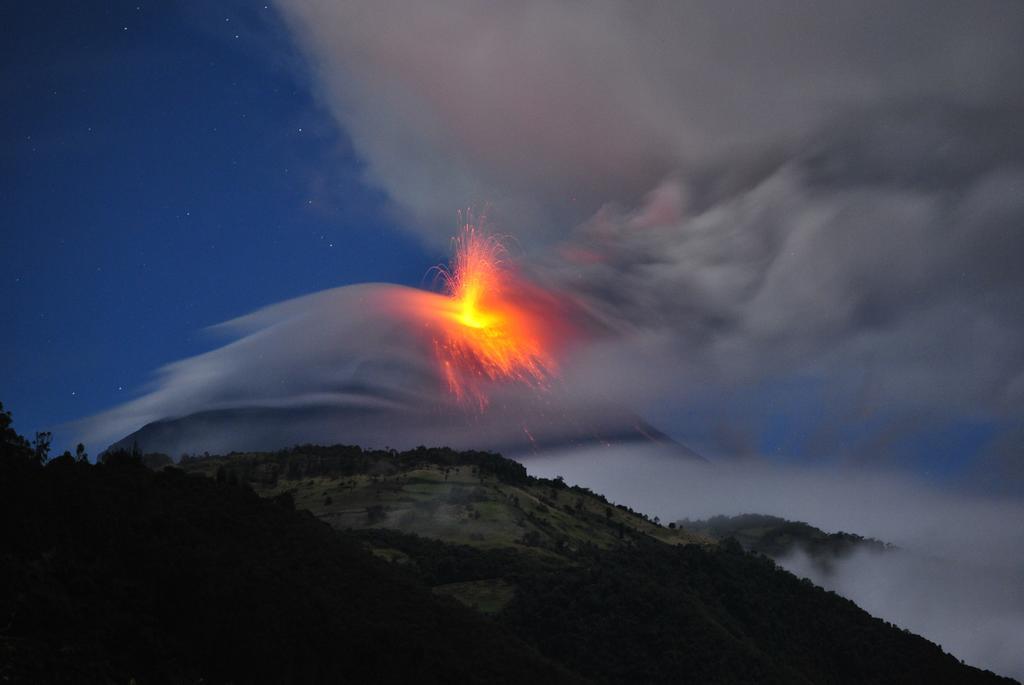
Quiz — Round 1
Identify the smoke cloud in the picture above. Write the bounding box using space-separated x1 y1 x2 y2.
75 1 1024 477
537 165 1024 461
274 0 1024 240
75 284 436 449
74 282 672 457
269 0 1024 477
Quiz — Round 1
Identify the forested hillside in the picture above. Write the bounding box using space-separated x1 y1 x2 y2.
0 403 1015 683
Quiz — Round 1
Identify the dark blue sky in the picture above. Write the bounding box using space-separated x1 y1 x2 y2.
2 2 1017 492
1 1 438 445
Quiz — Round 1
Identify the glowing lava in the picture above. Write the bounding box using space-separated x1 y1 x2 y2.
429 221 556 408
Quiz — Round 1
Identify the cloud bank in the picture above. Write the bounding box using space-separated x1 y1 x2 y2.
521 444 1024 680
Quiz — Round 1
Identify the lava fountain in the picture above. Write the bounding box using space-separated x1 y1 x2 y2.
426 220 559 409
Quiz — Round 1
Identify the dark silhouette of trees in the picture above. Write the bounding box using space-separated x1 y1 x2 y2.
0 402 31 458
32 431 51 464
140 452 173 470
0 421 578 684
0 400 1013 685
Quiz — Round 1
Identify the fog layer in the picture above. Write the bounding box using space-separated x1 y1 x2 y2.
522 445 1024 680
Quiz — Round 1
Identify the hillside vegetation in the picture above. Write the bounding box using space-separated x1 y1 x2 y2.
171 442 1014 683
1 403 1016 683
176 445 707 554
680 513 894 574
0 417 577 683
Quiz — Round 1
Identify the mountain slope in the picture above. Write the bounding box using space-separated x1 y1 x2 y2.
0 450 579 684
175 444 708 559
167 445 1015 684
1 400 1013 684
105 402 703 461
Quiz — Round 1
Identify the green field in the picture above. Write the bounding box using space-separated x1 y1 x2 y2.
183 451 708 555
177 446 711 611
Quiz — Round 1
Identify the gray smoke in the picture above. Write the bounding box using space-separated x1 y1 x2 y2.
274 0 1024 241
272 0 1024 476
73 282 670 456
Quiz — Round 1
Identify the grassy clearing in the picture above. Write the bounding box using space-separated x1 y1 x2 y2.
179 448 713 563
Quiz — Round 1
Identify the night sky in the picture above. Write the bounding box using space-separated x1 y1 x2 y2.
2 2 437 443
4 1 1023 496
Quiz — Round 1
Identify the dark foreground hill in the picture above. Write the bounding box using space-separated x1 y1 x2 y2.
0 406 1015 683
0 449 578 683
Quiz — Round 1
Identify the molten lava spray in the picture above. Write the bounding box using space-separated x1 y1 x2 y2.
429 220 557 408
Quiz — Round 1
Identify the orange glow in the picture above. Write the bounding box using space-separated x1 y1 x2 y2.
428 220 556 408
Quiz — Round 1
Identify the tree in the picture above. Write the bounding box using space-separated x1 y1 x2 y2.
140 453 173 470
0 402 32 460
75 443 88 463
49 449 75 466
33 431 52 464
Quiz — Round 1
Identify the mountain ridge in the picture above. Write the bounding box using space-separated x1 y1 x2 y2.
103 403 704 462
1 402 1015 683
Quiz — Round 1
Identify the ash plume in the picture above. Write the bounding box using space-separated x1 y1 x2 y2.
270 0 1024 479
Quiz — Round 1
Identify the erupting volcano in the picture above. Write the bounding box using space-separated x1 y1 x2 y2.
428 220 557 409
87 214 701 458
91 215 702 458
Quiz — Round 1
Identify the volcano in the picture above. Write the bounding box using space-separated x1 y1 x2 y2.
105 400 702 460
89 225 701 462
